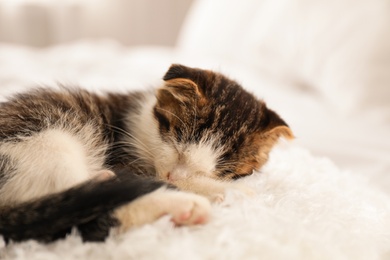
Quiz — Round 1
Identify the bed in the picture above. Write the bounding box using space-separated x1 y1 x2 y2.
0 0 389 259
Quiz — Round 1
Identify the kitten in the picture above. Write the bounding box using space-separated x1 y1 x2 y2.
0 64 293 243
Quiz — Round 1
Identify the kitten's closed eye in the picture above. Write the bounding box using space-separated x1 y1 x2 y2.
153 107 170 131
231 170 255 180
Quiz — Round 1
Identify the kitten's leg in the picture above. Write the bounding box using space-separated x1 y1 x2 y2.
173 177 255 203
0 128 107 205
114 187 211 233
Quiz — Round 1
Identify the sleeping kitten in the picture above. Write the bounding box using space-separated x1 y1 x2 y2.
0 64 293 243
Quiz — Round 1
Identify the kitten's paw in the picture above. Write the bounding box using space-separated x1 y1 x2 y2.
168 192 211 226
114 188 211 232
205 184 255 203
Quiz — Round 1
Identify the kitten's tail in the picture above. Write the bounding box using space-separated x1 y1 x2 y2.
0 173 165 243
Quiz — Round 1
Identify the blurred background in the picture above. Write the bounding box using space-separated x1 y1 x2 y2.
0 0 389 192
0 0 193 47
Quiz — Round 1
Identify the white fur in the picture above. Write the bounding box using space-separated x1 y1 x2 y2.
0 128 106 205
126 92 177 176
172 137 224 180
164 140 222 181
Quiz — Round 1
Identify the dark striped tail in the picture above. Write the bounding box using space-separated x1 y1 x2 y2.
0 173 165 243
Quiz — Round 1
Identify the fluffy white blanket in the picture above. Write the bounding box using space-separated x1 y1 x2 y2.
1 144 389 260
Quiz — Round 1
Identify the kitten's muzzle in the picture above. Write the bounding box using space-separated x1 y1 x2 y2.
166 165 190 182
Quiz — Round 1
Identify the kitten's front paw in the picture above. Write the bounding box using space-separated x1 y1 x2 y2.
168 192 211 226
205 184 255 204
114 188 211 232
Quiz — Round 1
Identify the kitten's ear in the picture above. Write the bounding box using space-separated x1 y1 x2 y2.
159 64 205 103
163 64 197 81
261 107 294 140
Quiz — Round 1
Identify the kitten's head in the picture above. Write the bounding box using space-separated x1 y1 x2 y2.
152 64 293 182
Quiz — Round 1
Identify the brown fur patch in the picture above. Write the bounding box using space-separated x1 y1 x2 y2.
231 126 294 178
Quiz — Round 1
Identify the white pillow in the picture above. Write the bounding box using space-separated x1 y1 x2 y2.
178 0 390 118
177 0 264 59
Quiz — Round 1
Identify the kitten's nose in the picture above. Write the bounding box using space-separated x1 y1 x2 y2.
166 165 189 182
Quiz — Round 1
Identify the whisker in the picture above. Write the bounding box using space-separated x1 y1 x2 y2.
110 141 162 159
105 123 156 157
191 104 197 141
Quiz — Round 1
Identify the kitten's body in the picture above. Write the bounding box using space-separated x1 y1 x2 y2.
0 65 292 243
